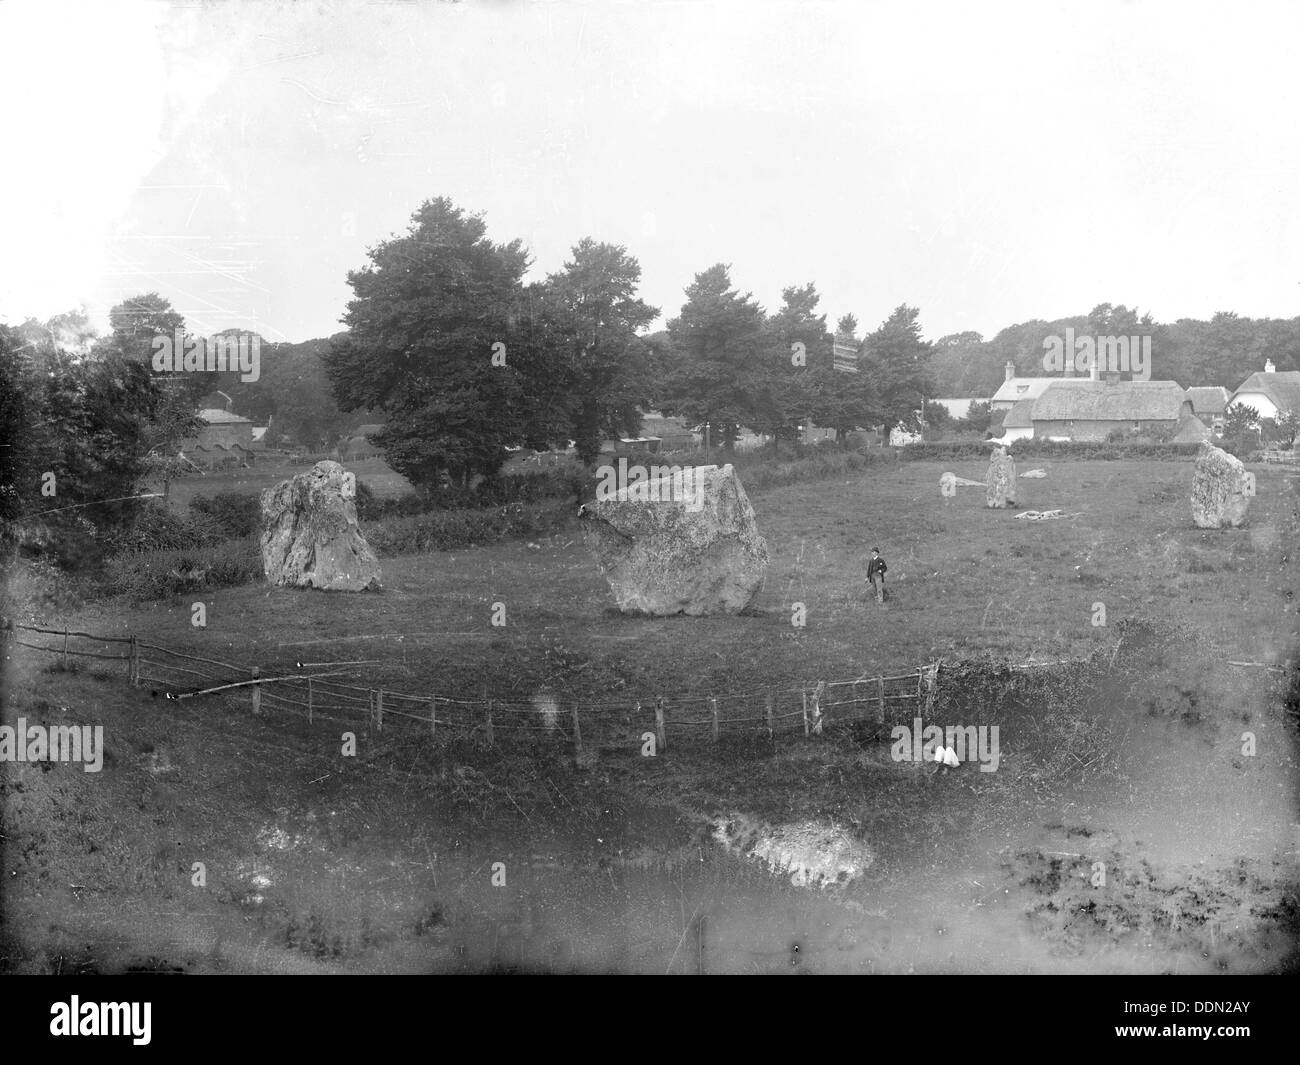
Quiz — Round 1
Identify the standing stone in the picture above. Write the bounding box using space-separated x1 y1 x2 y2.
1191 442 1253 528
940 471 957 499
260 460 382 591
581 463 768 616
985 448 1018 508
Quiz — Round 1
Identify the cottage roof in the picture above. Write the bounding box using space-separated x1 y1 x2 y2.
992 378 1052 405
1231 371 1300 416
1030 380 1189 422
197 408 252 425
1001 398 1036 429
1184 386 1230 415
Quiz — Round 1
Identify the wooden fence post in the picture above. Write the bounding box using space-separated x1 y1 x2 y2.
810 681 824 736
765 692 774 737
710 697 719 743
876 674 885 723
571 702 582 754
376 688 384 733
251 666 261 716
655 697 666 752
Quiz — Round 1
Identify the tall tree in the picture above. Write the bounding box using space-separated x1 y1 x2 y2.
100 293 202 456
758 283 831 451
1 316 159 567
660 264 766 450
324 197 549 490
538 238 658 464
859 305 935 431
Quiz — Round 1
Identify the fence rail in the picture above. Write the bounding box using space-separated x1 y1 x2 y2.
7 621 940 752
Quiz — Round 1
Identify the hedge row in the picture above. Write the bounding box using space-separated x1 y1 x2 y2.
893 441 1205 461
360 499 575 554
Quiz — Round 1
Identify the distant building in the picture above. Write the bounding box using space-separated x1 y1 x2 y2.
1229 360 1300 421
990 361 1082 411
889 425 923 447
1184 386 1230 432
638 411 699 451
997 398 1036 443
599 437 661 455
180 408 255 469
1029 379 1193 442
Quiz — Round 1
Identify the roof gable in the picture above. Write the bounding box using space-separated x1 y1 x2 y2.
1185 386 1229 414
1231 371 1300 415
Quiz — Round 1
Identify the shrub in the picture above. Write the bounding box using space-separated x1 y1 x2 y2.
1219 433 1259 460
188 491 262 539
110 502 223 554
100 537 263 600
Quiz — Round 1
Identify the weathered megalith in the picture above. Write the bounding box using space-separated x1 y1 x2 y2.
1191 442 1253 528
986 448 1018 508
260 461 381 590
581 462 767 615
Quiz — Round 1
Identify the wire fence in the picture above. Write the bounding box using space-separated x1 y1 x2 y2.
7 621 940 753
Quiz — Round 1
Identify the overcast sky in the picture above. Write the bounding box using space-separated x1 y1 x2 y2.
2 0 1298 344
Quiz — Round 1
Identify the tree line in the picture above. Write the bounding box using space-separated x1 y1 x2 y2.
5 193 1298 554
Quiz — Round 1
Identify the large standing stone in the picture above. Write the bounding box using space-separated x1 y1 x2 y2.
260 461 382 591
1191 442 1252 528
581 463 768 615
986 448 1018 508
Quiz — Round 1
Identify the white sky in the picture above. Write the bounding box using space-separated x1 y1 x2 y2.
2 0 1297 342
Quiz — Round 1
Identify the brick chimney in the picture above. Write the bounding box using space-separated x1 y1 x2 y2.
1005 360 1015 382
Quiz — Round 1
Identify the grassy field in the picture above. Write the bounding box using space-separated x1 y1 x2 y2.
89 458 1297 705
3 456 1298 973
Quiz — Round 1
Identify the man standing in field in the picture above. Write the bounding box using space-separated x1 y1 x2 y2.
867 547 887 604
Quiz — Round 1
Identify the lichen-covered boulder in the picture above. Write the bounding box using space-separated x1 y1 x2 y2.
1191 442 1252 528
260 461 381 591
986 448 1017 508
581 463 767 616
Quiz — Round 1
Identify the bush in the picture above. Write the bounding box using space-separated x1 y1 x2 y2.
100 538 263 600
110 502 223 554
188 491 262 539
1219 433 1259 460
